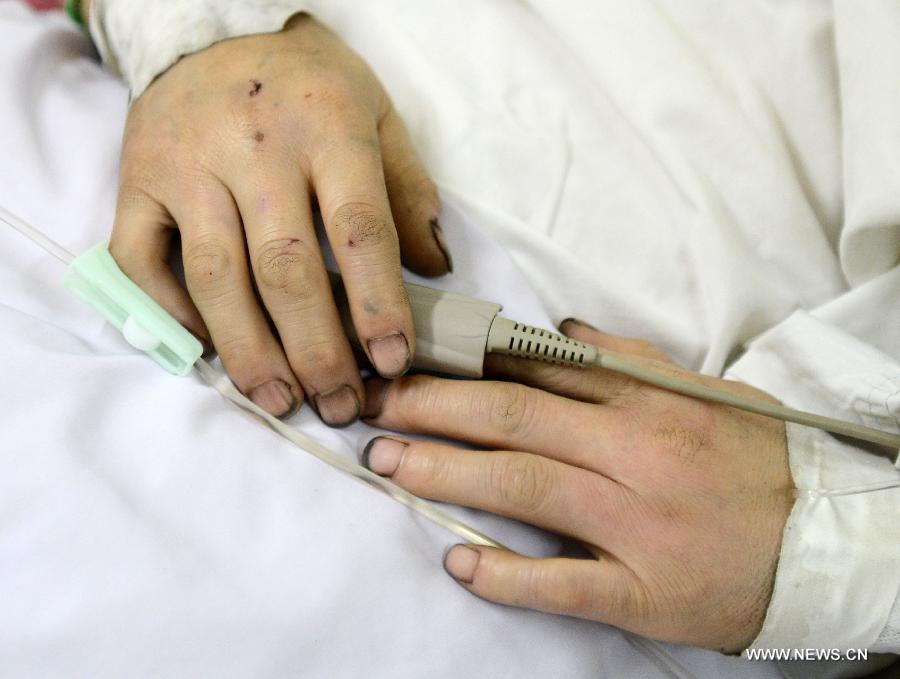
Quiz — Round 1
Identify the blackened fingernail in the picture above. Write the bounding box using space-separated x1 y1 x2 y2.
197 336 215 356
560 317 598 332
368 332 411 379
361 437 407 476
313 384 360 427
248 379 297 417
430 218 453 273
443 545 480 584
362 378 391 419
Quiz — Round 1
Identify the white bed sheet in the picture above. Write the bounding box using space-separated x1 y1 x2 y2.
5 0 896 676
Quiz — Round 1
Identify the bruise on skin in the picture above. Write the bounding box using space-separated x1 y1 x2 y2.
363 300 379 315
249 79 263 96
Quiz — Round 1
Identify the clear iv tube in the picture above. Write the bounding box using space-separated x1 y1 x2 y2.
0 206 75 265
1 206 506 549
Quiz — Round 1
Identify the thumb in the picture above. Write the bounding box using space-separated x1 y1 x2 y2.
443 545 637 627
560 318 675 364
378 105 452 277
484 319 676 404
108 188 211 351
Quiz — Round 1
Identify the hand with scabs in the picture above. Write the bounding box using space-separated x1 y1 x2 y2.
99 10 452 425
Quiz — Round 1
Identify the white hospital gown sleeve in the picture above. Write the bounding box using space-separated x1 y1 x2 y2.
726 302 900 654
87 0 314 100
728 0 900 653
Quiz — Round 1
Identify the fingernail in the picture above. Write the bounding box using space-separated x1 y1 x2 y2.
195 334 215 356
430 218 453 273
248 379 297 417
443 545 480 584
560 317 598 332
362 378 391 419
367 332 411 379
361 437 407 476
313 384 360 427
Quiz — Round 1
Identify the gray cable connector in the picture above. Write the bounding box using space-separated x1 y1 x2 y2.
331 273 501 378
486 316 598 368
330 274 900 458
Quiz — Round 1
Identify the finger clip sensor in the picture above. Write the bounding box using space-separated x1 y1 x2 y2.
64 242 203 375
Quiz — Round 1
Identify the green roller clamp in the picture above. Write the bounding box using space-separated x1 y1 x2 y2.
63 242 202 376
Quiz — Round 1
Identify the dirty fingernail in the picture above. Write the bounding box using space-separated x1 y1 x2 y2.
444 545 480 584
313 384 360 427
368 332 411 378
248 379 297 417
361 437 407 476
362 378 391 419
560 317 598 332
195 334 215 356
430 218 453 273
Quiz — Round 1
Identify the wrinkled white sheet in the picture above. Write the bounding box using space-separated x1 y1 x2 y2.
1 0 897 677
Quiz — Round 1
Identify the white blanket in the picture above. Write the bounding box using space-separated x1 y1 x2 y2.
2 1 898 677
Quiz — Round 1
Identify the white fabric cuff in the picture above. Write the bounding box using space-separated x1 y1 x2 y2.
88 0 313 100
726 311 900 653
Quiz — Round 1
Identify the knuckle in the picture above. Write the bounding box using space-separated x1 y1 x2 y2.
651 410 713 464
405 447 452 488
391 375 442 422
654 424 705 463
484 384 536 438
184 238 234 295
331 202 392 250
490 455 555 515
254 238 316 301
214 333 264 367
291 340 345 376
555 571 599 617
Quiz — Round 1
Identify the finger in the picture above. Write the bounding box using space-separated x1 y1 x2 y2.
483 353 630 406
312 123 416 380
483 320 676 405
443 545 639 628
174 179 303 417
378 106 451 277
363 437 624 545
363 376 623 474
109 187 210 349
229 166 363 428
560 318 674 363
